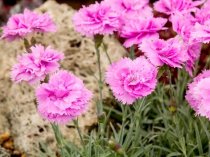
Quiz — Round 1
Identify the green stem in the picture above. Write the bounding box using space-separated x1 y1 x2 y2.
129 46 135 60
119 104 127 145
23 38 31 52
73 119 85 147
123 99 143 151
167 67 174 99
102 42 112 64
51 123 65 148
95 44 103 115
95 41 105 140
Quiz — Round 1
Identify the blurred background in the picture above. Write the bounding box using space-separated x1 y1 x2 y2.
0 0 158 25
0 0 100 25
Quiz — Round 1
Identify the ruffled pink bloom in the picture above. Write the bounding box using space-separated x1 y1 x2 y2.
170 13 202 75
36 70 92 124
120 17 167 47
186 70 210 119
72 2 121 37
1 9 56 41
170 12 195 41
191 20 210 43
105 57 157 105
103 0 153 28
190 1 210 43
139 36 188 68
194 0 210 24
154 0 204 15
11 45 64 84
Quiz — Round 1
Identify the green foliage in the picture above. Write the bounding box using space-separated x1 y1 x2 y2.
40 68 210 157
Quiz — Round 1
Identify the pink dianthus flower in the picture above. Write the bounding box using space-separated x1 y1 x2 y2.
72 2 121 37
139 36 188 68
105 57 157 105
154 0 204 15
170 12 195 41
1 9 56 41
186 70 210 120
120 17 167 47
36 70 92 124
194 0 210 24
191 20 210 44
104 0 149 14
11 45 64 84
190 1 210 43
170 13 202 75
112 1 153 25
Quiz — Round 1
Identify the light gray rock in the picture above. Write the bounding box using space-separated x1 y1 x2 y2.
0 1 126 156
0 147 9 157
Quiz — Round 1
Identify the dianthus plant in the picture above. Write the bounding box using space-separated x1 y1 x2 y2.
3 0 210 156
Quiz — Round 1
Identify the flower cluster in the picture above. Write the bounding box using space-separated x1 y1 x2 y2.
105 57 157 104
72 0 210 106
4 9 92 124
5 0 210 124
36 70 92 123
186 70 210 119
121 17 167 48
139 36 187 68
72 0 167 49
1 9 56 41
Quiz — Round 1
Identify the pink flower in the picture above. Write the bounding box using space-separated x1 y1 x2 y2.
139 36 188 68
120 17 167 47
190 1 210 43
104 0 149 14
36 70 92 124
104 0 153 24
154 0 204 15
194 0 210 24
11 45 64 84
105 57 157 105
72 2 121 37
185 43 202 76
186 70 210 119
191 20 210 44
170 13 202 75
1 9 56 41
170 12 202 76
170 12 195 42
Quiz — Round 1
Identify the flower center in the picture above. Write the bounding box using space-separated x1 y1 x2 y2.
123 73 145 93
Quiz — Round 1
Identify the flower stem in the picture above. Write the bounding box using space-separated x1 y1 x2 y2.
129 46 135 60
73 119 85 147
95 44 103 115
94 35 105 140
23 38 31 52
167 67 174 98
102 42 112 64
51 123 65 148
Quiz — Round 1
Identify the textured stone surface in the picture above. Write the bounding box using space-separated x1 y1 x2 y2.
0 0 126 156
0 147 10 157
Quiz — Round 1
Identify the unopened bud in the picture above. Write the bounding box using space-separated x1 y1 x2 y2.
94 35 103 48
98 112 106 123
108 139 115 149
108 139 124 155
